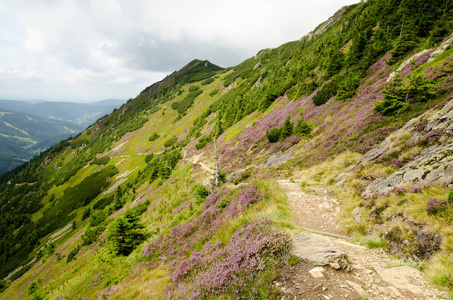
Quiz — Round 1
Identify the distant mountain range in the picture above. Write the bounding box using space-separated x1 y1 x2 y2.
0 99 125 173
0 99 125 127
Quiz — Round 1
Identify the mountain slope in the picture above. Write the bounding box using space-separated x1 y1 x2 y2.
0 109 83 173
1 0 453 299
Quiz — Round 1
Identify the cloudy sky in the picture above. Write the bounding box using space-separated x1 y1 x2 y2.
0 0 358 102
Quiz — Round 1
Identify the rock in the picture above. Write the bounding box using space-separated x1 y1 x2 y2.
387 49 433 82
253 71 267 87
346 280 367 296
253 62 262 70
264 145 296 167
351 207 363 225
372 265 425 295
428 33 453 62
360 98 453 198
309 267 325 278
291 232 349 269
303 6 348 41
41 155 53 167
226 165 256 182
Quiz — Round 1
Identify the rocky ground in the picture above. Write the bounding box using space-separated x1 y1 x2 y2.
276 180 449 300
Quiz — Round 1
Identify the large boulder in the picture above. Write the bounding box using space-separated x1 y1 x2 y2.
291 232 349 270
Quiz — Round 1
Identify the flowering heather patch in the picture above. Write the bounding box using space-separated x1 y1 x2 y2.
368 53 392 74
238 182 262 208
415 118 428 132
371 201 388 216
144 184 266 264
392 187 406 195
268 136 301 155
426 198 451 215
165 218 290 299
399 49 436 78
392 158 405 168
425 129 443 142
409 184 430 193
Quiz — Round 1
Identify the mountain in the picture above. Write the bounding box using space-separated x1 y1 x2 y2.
0 109 83 174
0 99 125 127
2 1 453 299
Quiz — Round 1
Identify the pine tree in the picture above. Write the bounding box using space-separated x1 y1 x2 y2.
106 210 144 256
280 117 294 139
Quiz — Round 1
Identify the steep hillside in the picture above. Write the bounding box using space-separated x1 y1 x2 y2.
2 0 453 299
0 110 83 173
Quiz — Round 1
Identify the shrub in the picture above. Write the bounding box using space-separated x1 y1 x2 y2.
145 153 154 163
266 128 281 143
426 198 450 215
294 121 311 135
66 244 82 263
171 87 203 115
201 78 215 85
90 156 110 165
193 184 210 199
28 281 38 295
93 196 113 210
209 89 219 97
280 117 293 140
164 136 178 148
149 132 160 142
196 135 212 149
82 208 91 221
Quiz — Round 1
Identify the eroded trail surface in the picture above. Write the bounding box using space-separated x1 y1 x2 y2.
277 180 448 300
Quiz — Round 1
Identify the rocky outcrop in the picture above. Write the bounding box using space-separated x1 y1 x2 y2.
360 98 453 198
387 49 433 82
304 6 348 41
383 215 442 261
428 32 453 62
253 71 267 87
263 145 295 167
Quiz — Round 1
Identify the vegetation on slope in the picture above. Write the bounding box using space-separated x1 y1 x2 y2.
1 0 453 298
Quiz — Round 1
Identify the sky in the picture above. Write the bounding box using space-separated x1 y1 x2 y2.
0 0 358 102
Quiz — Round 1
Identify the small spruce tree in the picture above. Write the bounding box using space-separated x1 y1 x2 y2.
106 210 145 256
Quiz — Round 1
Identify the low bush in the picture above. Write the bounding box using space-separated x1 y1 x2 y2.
164 136 178 148
426 197 452 215
196 135 212 149
266 128 281 143
171 86 203 115
90 156 110 165
201 78 215 85
149 132 160 142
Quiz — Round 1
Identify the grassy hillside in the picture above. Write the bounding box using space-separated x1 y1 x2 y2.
1 0 453 298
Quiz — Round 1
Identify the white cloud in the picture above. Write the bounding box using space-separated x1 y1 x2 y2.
0 0 358 101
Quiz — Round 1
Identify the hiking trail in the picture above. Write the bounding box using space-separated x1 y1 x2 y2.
276 179 448 300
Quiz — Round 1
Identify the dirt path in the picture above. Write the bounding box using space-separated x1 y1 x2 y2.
277 180 345 236
277 180 448 300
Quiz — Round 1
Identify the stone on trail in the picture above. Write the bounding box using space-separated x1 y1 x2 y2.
291 232 350 270
309 266 325 278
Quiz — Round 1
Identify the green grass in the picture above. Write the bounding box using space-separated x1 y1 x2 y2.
359 235 388 249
